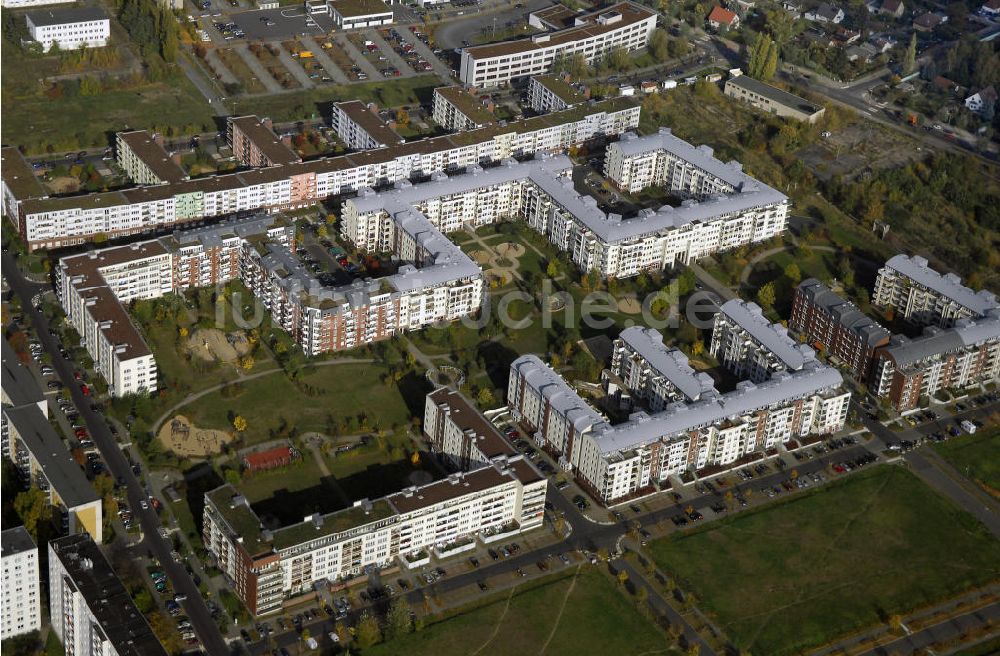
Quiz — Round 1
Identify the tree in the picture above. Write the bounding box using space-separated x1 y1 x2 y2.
903 33 916 75
604 46 631 72
355 611 382 648
233 415 248 433
649 28 670 61
477 388 495 407
636 585 649 604
783 262 801 285
14 488 53 541
756 282 776 309
691 340 704 356
396 109 410 126
546 260 559 278
385 598 413 641
301 628 312 642
225 468 241 486
617 570 629 586
565 52 589 78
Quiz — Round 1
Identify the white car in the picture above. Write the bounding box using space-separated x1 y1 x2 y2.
328 632 340 643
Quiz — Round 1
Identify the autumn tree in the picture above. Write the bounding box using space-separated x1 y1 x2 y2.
355 611 382 648
385 598 413 641
756 281 776 309
396 109 410 126
903 33 916 75
14 488 53 541
784 262 801 285
233 415 248 433
748 35 779 80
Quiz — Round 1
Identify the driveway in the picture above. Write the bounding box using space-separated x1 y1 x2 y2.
403 28 456 83
205 49 240 86
366 29 416 78
334 34 380 79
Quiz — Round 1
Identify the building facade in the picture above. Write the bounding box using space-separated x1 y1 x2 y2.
115 131 187 185
528 75 587 114
432 87 497 132
723 74 826 123
711 299 813 384
460 3 656 87
790 278 890 381
26 7 109 51
1 527 41 640
330 101 403 150
49 534 167 656
873 254 998 328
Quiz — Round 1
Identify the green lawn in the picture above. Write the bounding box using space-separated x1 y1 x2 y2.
182 363 413 442
933 427 1000 495
365 568 674 656
647 466 1000 656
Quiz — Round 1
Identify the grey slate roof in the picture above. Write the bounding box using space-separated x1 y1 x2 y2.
718 299 813 370
618 326 716 400
512 355 607 434
725 75 824 115
797 278 890 346
883 309 1000 368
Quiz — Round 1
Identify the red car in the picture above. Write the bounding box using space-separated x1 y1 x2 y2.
74 428 88 438
80 384 90 396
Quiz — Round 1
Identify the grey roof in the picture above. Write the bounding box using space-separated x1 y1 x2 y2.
798 278 890 346
884 254 998 317
3 405 100 510
1 526 37 558
884 309 1000 369
718 299 813 370
725 75 824 115
2 339 45 409
49 534 168 656
512 355 606 434
27 6 108 26
594 361 844 454
617 326 716 400
163 214 284 250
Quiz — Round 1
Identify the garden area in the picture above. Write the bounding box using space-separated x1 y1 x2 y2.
933 427 1000 498
647 465 1000 655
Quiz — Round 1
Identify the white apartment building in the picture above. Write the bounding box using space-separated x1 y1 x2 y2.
2 527 41 640
330 101 403 150
329 0 393 29
873 254 998 328
610 326 716 411
711 299 813 383
8 99 638 251
203 455 545 615
508 305 849 503
2 0 74 8
460 2 657 87
528 75 587 114
432 87 497 132
115 130 187 185
49 534 167 656
26 6 109 52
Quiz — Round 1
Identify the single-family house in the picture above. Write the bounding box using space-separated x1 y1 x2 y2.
805 2 845 23
782 0 803 17
982 0 999 17
912 11 946 30
880 0 904 18
965 86 997 114
707 5 740 29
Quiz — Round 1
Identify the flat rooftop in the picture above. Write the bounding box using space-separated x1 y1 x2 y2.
1 147 47 201
331 0 394 17
3 404 100 510
26 5 108 26
434 87 497 126
428 387 517 460
726 74 823 115
2 338 45 409
49 534 168 656
1 526 36 558
118 130 187 183
532 74 586 106
229 115 301 166
465 2 655 60
884 254 998 317
334 101 403 147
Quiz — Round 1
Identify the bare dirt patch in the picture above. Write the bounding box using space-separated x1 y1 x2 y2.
616 296 642 314
46 176 80 194
471 250 493 265
186 328 251 364
157 414 235 457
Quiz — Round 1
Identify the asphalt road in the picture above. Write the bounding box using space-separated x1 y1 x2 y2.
857 600 1000 656
1 252 233 656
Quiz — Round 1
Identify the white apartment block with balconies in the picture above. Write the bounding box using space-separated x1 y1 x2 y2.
873 254 998 328
611 326 716 411
711 299 814 383
459 2 657 87
26 6 109 51
2 527 41 640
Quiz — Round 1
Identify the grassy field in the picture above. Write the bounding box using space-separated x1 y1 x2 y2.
647 466 1000 656
933 427 1000 495
182 363 413 441
365 568 674 656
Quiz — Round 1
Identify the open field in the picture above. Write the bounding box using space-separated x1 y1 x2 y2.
647 466 1000 656
365 568 674 656
181 363 414 441
933 428 1000 497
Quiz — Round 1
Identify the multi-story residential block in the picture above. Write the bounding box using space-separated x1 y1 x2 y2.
2 0 77 8
6 99 638 251
1 147 48 226
49 533 167 656
711 299 814 383
3 404 103 542
424 387 522 470
432 87 497 132
329 0 393 29
723 74 826 123
330 101 403 150
203 455 544 615
610 326 716 411
872 309 1000 411
460 2 657 87
1 527 41 640
115 130 187 185
26 6 109 51
873 254 998 328
228 115 301 168
528 74 588 114
510 318 849 503
790 278 891 381
2 339 48 460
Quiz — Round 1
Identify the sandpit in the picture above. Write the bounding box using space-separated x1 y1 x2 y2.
157 415 235 457
617 296 643 314
494 242 526 259
471 250 493 265
187 328 251 364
